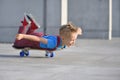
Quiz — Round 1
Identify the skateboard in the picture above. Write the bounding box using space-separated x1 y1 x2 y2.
13 47 55 58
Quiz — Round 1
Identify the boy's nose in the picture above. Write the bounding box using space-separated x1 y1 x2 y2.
73 41 75 44
71 41 75 46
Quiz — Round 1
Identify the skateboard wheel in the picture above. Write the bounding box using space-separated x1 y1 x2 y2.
45 52 55 58
20 50 29 57
23 51 29 56
25 52 29 56
50 52 55 57
45 53 51 57
20 51 24 57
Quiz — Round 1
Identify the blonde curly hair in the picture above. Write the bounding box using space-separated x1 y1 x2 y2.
59 22 82 37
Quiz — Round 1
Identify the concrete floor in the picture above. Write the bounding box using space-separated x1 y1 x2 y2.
0 38 120 80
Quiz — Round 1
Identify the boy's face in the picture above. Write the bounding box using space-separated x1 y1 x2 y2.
62 33 78 47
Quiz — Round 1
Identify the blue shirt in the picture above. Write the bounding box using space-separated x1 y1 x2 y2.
39 35 66 50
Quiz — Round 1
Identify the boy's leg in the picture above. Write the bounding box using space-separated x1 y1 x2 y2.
30 32 44 37
24 13 43 37
13 38 40 49
14 14 31 47
26 14 40 34
13 33 44 49
13 14 42 49
18 14 31 33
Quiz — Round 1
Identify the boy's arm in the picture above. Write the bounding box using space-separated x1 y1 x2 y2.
16 34 48 44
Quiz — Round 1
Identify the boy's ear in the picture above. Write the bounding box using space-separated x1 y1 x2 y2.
61 36 64 40
61 36 65 41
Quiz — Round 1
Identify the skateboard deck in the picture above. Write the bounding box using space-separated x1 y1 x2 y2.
12 45 55 58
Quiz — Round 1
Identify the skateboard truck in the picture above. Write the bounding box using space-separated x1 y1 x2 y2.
45 51 55 58
20 48 30 57
18 47 55 58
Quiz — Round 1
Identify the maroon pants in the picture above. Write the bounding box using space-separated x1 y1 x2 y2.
13 25 44 49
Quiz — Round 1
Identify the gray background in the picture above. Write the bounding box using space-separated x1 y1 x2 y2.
0 0 120 42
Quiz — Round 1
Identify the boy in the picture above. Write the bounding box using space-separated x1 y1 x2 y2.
13 13 82 57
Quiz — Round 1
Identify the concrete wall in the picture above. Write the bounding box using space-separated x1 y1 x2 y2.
68 0 109 39
112 0 120 37
68 0 120 39
46 0 61 35
0 0 120 43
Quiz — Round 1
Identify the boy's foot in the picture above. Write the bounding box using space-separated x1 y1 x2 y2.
21 13 31 27
26 13 40 29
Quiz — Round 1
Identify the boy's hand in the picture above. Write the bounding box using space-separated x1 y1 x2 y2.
16 34 24 40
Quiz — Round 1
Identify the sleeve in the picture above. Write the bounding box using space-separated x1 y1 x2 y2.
47 39 56 49
40 36 57 49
